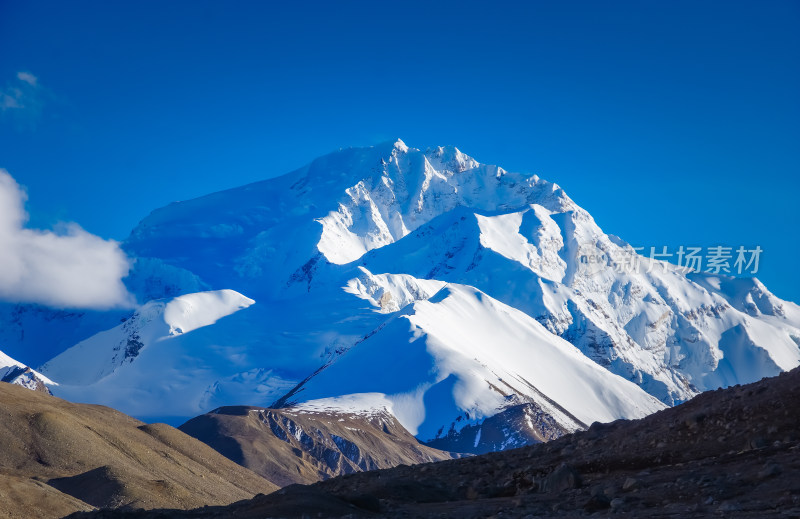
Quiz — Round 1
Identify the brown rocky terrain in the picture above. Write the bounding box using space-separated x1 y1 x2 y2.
178 405 457 486
66 367 800 518
0 382 276 518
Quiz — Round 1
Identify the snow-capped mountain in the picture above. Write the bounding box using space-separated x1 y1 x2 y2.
0 349 53 393
12 139 800 451
352 199 800 405
276 284 664 442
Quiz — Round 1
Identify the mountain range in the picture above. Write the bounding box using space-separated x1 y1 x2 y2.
2 139 799 456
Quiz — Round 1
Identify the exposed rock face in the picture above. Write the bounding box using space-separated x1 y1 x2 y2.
424 402 579 454
179 405 457 487
0 383 275 519
0 348 54 394
67 367 800 518
1 365 51 394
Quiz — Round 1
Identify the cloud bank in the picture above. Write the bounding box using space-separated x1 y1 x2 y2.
0 169 134 309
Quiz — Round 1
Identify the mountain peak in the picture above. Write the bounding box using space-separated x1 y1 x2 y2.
0 349 54 393
392 138 409 153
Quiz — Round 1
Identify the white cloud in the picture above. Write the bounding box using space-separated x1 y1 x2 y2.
0 169 135 309
16 72 38 87
1 71 45 127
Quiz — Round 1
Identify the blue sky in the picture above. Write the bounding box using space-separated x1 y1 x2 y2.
1 0 799 302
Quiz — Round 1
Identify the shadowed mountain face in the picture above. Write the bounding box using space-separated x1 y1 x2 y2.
178 405 458 487
65 368 800 518
0 382 276 519
423 402 576 455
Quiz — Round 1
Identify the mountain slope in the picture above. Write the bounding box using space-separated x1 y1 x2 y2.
38 290 301 420
179 403 457 487
42 289 256 387
278 284 665 445
0 382 276 518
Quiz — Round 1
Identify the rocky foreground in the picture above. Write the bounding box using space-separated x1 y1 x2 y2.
67 367 800 518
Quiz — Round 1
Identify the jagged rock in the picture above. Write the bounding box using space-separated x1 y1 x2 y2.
622 477 639 491
540 463 582 493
